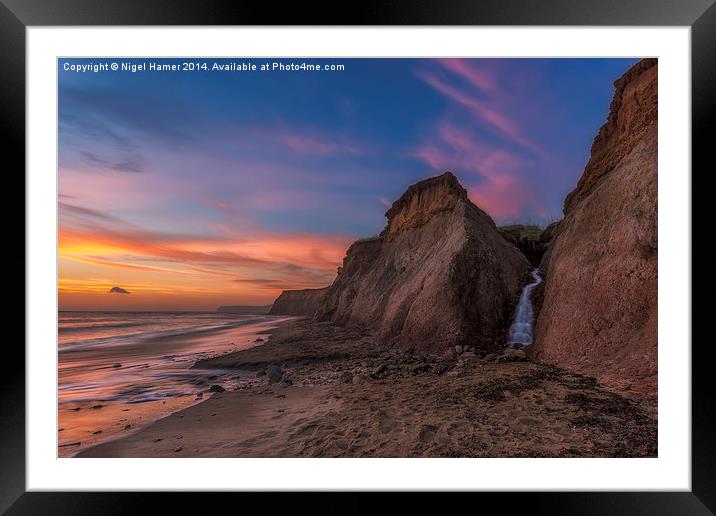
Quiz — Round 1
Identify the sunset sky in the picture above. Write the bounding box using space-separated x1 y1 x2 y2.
59 57 635 311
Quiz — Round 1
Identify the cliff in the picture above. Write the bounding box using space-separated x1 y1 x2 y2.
313 171 532 353
498 224 553 267
268 287 328 317
530 59 658 406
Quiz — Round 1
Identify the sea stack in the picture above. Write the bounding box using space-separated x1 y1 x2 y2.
309 171 531 353
531 59 658 406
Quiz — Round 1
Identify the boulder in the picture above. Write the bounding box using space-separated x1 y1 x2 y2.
209 384 225 393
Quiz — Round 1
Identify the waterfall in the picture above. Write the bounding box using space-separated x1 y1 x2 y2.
506 268 542 347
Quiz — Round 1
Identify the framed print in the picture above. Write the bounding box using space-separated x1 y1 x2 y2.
3 0 710 513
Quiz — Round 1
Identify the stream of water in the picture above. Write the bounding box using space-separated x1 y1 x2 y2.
506 269 542 347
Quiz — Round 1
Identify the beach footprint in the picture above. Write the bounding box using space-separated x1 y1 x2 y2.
377 410 395 434
418 424 438 443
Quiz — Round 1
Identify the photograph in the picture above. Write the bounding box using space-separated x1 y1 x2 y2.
57 56 657 459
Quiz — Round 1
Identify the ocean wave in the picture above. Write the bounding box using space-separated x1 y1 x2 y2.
58 315 277 351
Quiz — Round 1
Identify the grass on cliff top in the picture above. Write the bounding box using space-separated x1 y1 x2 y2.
498 224 543 240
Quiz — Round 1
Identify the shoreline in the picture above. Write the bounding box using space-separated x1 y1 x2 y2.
78 318 657 458
58 315 295 457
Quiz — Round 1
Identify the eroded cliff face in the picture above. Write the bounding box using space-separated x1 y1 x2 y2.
268 288 328 317
530 59 658 406
314 172 531 353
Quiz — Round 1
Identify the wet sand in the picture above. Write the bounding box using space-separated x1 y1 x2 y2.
59 316 294 457
79 319 657 458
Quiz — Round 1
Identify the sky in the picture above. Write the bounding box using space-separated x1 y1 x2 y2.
58 57 637 311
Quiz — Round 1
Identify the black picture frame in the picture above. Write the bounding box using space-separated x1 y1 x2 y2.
2 0 709 513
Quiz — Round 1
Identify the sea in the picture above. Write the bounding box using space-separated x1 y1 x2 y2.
57 311 293 457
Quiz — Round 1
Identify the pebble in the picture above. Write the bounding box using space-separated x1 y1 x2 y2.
267 365 284 383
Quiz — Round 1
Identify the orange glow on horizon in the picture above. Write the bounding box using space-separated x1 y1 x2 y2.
58 226 350 311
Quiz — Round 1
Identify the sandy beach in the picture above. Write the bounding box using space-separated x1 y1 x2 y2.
79 318 656 458
58 312 295 457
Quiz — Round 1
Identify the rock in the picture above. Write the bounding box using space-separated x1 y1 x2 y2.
432 363 450 376
352 374 371 384
444 349 457 361
372 363 387 376
455 345 464 354
446 370 460 377
386 364 399 371
532 59 657 407
498 224 550 267
410 363 430 374
338 371 353 384
484 353 499 362
209 384 225 393
278 379 293 388
297 172 530 353
497 348 527 362
112 363 121 368
461 352 481 363
256 370 266 377
266 365 283 383
268 287 328 316
253 338 264 343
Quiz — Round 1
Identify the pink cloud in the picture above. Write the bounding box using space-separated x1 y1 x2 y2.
275 132 363 156
418 70 548 159
378 197 392 208
438 59 497 92
414 121 548 220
